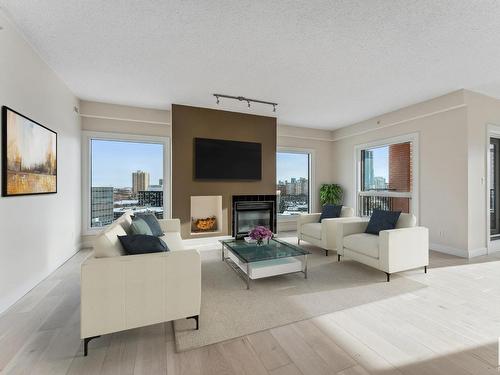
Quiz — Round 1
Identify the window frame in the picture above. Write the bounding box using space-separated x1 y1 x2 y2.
354 133 419 221
276 146 315 223
82 131 171 235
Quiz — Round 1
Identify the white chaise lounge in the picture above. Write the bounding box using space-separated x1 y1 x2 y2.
337 213 429 281
80 212 201 356
297 207 358 256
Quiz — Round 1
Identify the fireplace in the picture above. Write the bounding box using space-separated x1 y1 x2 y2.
190 195 222 235
232 195 276 239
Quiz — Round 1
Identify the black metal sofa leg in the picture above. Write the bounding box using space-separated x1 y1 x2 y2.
187 315 199 330
325 250 329 256
337 254 341 262
385 272 391 282
83 335 100 356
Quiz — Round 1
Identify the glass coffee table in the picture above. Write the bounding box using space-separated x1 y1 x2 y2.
220 238 310 289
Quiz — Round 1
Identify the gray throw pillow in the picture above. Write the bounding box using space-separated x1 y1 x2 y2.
134 213 163 236
130 217 153 235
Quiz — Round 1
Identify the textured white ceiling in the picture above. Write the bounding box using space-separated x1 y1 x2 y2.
2 1 500 129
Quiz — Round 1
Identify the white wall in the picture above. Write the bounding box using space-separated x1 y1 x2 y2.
0 12 81 313
331 91 470 256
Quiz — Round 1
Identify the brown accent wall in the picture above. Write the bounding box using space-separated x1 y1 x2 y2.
172 105 277 238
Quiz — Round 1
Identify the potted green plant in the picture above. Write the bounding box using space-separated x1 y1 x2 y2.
319 184 343 206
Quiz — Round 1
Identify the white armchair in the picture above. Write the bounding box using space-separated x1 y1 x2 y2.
297 207 360 256
336 213 429 281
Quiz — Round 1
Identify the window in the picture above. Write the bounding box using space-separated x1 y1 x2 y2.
357 136 416 217
88 137 167 229
276 151 311 216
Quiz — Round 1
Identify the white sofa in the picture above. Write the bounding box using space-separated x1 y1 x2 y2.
297 207 359 256
337 213 429 281
81 212 201 356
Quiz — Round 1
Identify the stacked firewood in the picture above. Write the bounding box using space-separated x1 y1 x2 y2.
192 216 217 232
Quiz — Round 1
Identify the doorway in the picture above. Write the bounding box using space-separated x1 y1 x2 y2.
490 138 500 240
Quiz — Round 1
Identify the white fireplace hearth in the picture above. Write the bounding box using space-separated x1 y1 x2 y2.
190 196 223 235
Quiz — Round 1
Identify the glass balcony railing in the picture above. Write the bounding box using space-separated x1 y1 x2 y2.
358 191 412 216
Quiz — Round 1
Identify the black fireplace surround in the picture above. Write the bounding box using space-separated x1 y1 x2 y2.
232 195 277 239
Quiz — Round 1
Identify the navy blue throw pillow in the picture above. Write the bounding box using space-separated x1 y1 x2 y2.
319 204 343 222
118 235 168 255
133 213 163 237
365 209 401 235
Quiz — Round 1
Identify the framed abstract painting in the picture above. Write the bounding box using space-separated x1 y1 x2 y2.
2 106 57 196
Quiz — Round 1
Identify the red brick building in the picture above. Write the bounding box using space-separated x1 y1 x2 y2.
388 142 412 212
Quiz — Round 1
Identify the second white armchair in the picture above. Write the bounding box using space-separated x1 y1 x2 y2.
336 213 429 281
297 207 360 256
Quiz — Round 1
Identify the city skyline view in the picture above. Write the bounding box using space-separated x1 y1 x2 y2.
277 152 309 182
91 140 164 188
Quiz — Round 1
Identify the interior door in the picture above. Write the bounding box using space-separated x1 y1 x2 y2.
490 138 500 239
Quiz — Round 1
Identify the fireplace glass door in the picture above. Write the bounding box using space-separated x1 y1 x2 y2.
237 210 271 233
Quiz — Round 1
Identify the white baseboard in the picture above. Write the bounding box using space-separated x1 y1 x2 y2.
488 239 500 253
430 243 468 258
469 247 488 258
430 243 488 258
80 241 94 250
277 221 297 232
183 234 232 252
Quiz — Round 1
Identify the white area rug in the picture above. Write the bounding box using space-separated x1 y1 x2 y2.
173 236 426 351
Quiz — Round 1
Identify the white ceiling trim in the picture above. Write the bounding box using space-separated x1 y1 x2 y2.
79 113 170 126
331 104 467 142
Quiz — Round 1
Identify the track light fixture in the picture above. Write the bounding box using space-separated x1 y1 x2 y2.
213 94 278 112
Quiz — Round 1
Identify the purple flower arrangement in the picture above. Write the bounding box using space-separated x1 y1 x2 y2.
248 226 273 245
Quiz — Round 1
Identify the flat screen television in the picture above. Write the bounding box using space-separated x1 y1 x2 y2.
194 138 262 180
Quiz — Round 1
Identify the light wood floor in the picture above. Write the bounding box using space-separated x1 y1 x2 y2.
1 246 500 374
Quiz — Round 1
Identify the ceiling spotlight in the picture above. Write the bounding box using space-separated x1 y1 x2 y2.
215 95 220 105
247 100 251 108
273 104 277 112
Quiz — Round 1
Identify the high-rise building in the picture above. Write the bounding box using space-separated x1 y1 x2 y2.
138 190 163 208
285 180 295 195
91 187 114 227
298 177 308 195
277 181 286 196
363 150 374 189
132 170 150 194
373 176 387 189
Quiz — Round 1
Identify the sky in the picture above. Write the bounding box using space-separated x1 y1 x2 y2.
91 140 163 187
370 146 389 179
91 142 387 188
92 144 309 187
277 152 309 181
